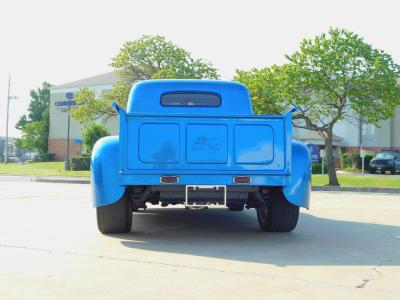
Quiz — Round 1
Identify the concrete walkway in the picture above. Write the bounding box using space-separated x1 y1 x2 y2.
0 181 399 299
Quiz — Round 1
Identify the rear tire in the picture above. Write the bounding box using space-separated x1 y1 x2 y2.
96 193 132 234
256 190 299 232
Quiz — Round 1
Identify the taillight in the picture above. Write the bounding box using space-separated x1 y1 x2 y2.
233 176 251 184
160 176 179 184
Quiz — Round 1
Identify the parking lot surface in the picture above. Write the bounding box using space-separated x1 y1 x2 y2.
0 180 399 299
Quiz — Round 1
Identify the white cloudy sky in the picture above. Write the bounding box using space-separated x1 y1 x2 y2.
1 0 399 137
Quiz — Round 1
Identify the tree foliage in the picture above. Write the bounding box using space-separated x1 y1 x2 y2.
285 28 400 127
112 35 219 82
72 35 219 122
234 66 286 115
235 28 400 185
16 82 52 159
15 114 49 157
82 123 110 154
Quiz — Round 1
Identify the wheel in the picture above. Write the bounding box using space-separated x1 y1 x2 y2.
96 193 132 234
228 204 244 211
256 190 299 232
391 168 396 175
380 169 386 175
369 168 376 174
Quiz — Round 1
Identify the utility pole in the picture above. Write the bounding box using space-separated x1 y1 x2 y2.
64 92 73 170
390 117 395 148
4 76 18 164
359 116 363 151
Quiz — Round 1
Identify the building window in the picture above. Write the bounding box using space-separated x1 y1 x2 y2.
362 124 375 135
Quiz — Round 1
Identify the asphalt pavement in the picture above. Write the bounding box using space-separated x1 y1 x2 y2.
0 179 399 299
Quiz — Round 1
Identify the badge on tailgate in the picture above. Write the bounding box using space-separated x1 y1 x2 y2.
186 124 228 164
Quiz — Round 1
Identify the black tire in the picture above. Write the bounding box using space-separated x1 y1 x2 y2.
369 168 376 174
256 190 299 232
96 193 132 234
381 169 386 175
228 204 244 211
391 168 396 175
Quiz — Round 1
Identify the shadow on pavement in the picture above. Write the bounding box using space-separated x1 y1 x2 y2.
115 208 400 266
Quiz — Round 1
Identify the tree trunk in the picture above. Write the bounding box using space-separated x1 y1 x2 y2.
324 128 340 186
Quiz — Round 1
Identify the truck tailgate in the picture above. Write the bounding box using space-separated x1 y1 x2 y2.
120 115 291 175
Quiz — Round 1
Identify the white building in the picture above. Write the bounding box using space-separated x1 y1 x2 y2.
49 72 119 161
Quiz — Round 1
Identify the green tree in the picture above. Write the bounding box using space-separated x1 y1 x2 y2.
234 66 286 115
112 35 219 82
16 82 52 159
15 115 28 131
82 124 110 154
15 114 49 158
72 35 219 122
235 28 400 186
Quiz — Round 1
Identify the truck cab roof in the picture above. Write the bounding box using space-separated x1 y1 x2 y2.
126 79 253 115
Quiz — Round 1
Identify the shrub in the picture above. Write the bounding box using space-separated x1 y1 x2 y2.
341 152 374 169
70 157 90 171
33 152 56 162
340 153 358 169
82 124 110 155
41 153 56 162
312 163 327 174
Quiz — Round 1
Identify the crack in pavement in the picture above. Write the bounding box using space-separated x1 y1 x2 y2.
356 259 393 289
0 243 270 275
0 243 355 289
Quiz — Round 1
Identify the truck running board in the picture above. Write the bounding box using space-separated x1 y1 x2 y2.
185 185 227 208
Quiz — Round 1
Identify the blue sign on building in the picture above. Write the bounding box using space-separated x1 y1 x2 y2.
54 92 76 108
55 100 76 107
66 92 74 100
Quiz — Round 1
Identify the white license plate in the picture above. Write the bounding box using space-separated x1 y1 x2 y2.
185 185 227 207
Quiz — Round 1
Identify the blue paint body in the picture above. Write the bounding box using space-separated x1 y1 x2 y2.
91 80 311 208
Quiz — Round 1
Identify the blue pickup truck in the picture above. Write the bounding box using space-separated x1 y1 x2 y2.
91 80 311 234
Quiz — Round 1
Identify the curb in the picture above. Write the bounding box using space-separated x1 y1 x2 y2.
33 177 90 184
311 186 400 194
33 177 400 193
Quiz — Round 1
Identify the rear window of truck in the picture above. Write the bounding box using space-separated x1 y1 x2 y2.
161 92 221 107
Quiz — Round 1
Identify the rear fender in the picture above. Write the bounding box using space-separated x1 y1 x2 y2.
91 136 125 207
283 140 311 208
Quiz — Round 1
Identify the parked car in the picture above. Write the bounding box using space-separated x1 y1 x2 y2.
369 150 400 175
91 80 311 234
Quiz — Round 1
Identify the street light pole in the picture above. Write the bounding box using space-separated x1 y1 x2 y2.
65 104 71 170
4 76 17 164
64 92 73 170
